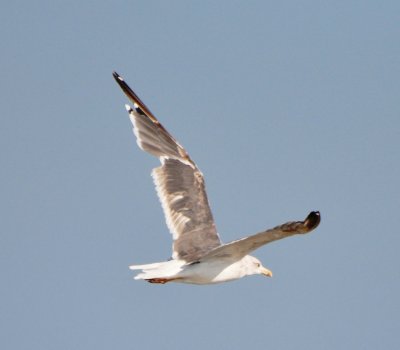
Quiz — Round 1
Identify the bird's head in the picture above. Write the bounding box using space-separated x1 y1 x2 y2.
244 255 273 278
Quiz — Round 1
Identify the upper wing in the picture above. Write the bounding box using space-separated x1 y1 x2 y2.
113 72 222 262
200 211 320 261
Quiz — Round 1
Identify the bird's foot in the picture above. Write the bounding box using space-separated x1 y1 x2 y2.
146 278 173 284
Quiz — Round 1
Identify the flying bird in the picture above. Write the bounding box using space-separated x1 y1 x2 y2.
113 71 320 285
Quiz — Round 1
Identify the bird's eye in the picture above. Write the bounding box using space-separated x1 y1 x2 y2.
256 263 261 267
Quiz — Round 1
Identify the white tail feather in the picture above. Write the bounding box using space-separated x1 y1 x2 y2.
129 260 186 280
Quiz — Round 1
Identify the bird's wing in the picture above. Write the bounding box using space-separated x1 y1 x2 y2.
200 211 320 261
113 72 221 262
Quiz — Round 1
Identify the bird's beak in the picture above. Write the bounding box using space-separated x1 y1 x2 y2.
260 266 273 277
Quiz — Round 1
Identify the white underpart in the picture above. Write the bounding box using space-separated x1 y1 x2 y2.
129 255 263 284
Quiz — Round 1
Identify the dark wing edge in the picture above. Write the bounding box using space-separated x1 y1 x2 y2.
113 71 158 124
201 211 321 261
113 71 194 167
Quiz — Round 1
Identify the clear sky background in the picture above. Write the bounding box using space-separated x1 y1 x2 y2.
1 1 399 349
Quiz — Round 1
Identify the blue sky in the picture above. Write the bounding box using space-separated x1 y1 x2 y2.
1 1 399 349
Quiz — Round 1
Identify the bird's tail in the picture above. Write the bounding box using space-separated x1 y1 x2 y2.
129 262 164 271
129 260 185 280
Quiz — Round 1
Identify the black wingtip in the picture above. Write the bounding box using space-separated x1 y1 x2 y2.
112 71 135 98
112 71 123 82
304 211 321 231
113 70 135 93
111 71 160 124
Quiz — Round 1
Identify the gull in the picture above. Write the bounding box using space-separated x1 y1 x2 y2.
113 71 320 285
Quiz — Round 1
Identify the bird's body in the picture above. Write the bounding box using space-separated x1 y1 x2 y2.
131 255 268 285
113 71 321 285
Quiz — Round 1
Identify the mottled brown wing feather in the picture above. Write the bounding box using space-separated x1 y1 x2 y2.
201 211 320 261
152 159 221 261
113 72 221 262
